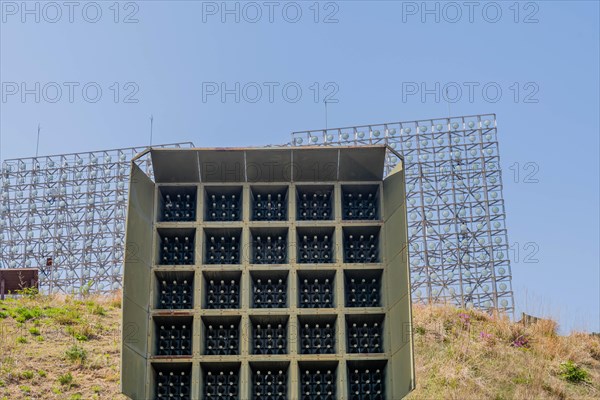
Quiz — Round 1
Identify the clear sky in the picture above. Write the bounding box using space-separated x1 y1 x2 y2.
1 1 598 333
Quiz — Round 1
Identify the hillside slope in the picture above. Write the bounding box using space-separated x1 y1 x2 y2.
0 293 598 399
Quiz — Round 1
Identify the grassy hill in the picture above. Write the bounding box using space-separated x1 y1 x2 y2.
0 293 598 399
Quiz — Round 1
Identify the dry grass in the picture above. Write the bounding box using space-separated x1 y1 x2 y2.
407 304 600 400
0 292 125 400
1 294 599 399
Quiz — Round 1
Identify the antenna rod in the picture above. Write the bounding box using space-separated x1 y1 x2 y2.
149 115 154 147
36 124 41 157
324 101 328 130
446 88 451 118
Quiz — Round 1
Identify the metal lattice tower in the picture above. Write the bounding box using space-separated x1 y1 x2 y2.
0 143 194 294
290 114 514 312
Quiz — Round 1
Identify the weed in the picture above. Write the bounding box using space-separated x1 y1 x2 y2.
21 370 34 379
50 308 81 325
16 287 39 298
11 307 42 323
0 311 8 319
511 334 530 349
19 385 31 393
16 336 27 344
458 312 471 330
65 345 87 363
90 304 107 316
58 372 73 386
513 374 531 384
110 294 122 309
38 370 47 377
559 361 590 383
92 385 102 393
66 323 94 341
29 327 41 336
70 394 83 400
80 281 93 297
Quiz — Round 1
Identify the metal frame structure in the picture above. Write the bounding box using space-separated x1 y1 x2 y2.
0 113 513 313
0 143 194 294
121 145 415 400
290 114 514 312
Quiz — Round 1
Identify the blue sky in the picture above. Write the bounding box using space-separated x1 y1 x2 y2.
1 1 598 333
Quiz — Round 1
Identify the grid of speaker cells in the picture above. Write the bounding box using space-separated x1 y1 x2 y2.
204 322 239 356
205 188 241 221
346 317 384 354
297 232 333 264
343 229 380 263
345 274 382 307
141 162 412 400
159 232 194 265
155 322 192 357
203 367 240 399
342 186 379 220
157 279 193 309
252 276 287 308
348 366 385 400
252 233 287 264
151 185 386 399
204 231 241 264
301 368 336 400
299 320 336 355
252 321 288 355
299 277 334 308
205 278 240 309
252 366 288 400
159 188 197 222
252 188 287 221
297 188 333 220
155 369 191 400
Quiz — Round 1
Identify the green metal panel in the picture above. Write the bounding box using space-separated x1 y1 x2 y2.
383 161 416 399
120 146 414 399
121 163 155 399
391 339 416 398
122 335 151 398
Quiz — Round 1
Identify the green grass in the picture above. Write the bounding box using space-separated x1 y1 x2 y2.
29 327 41 336
559 361 590 383
47 308 81 326
18 385 31 393
20 371 34 380
89 304 106 316
57 372 73 386
1 301 82 326
66 324 94 341
65 345 87 363
16 336 27 344
10 306 42 323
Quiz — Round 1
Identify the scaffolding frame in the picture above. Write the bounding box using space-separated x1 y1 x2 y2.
0 142 194 294
290 114 514 312
0 113 514 313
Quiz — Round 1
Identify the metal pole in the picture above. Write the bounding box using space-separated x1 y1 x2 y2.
150 115 154 146
36 124 41 157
